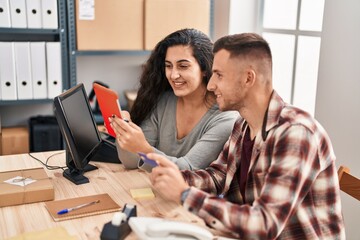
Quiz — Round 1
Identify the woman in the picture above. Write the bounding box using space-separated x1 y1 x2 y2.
110 28 238 170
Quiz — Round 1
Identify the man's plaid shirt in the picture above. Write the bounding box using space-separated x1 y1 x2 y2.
182 91 345 239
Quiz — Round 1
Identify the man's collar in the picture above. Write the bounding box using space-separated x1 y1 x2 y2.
261 90 285 141
240 90 285 141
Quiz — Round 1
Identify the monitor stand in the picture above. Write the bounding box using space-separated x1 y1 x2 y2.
63 152 98 185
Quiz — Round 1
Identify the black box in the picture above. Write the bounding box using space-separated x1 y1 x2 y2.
29 116 63 152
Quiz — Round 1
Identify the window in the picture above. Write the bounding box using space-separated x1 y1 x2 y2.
259 0 325 115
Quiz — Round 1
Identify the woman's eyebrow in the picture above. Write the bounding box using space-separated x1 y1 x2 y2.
165 59 192 64
177 59 191 63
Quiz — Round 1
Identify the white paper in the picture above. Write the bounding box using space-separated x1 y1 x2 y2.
79 0 95 20
4 176 36 187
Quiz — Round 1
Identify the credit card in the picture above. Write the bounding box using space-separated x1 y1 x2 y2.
137 152 158 167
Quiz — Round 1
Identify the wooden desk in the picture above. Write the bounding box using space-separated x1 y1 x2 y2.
0 151 205 239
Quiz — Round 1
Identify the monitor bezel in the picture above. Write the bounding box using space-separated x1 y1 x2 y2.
53 83 101 173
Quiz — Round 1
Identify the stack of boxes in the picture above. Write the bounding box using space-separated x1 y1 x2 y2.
0 117 29 155
75 0 211 51
1 127 29 155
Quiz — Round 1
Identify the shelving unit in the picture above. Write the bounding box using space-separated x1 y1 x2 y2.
66 0 214 88
0 0 71 105
65 0 77 87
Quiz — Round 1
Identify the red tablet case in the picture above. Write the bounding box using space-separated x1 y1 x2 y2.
93 83 122 138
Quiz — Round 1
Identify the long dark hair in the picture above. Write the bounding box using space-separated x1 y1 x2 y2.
130 28 214 125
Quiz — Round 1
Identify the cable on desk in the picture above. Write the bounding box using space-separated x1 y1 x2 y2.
28 151 67 171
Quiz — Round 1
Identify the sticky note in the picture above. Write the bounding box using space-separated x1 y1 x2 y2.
130 188 155 200
8 226 77 240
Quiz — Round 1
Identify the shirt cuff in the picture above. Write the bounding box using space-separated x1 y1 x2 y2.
182 187 209 214
180 188 191 205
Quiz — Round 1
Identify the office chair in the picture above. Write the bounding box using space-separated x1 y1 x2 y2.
338 165 360 201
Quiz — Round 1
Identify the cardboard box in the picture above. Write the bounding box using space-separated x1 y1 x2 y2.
1 127 29 155
76 0 144 50
144 0 210 50
0 167 54 207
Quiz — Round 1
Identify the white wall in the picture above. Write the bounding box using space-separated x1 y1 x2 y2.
315 0 360 238
0 104 54 127
213 0 259 40
76 54 148 106
213 0 230 40
228 0 258 35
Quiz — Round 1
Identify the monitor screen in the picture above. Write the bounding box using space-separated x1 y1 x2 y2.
54 83 100 184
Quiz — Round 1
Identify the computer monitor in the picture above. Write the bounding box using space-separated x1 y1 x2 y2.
53 83 119 185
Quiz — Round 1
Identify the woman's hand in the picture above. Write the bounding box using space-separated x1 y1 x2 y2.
148 153 189 204
109 114 153 154
119 110 131 121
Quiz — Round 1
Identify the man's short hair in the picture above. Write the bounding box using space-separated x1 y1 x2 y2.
213 33 272 66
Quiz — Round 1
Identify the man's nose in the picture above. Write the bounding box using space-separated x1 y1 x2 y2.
207 75 215 91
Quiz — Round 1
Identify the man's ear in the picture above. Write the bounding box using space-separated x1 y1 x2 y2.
246 69 256 87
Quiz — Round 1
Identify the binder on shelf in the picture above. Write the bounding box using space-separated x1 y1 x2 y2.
14 42 33 100
0 42 17 100
9 0 27 28
46 42 62 99
26 0 42 28
30 42 47 99
41 0 58 29
0 0 11 28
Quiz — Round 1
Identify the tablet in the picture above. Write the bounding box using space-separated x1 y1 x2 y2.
93 83 122 138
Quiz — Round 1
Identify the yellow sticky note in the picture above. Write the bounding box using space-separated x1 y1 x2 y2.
130 188 155 200
7 226 77 240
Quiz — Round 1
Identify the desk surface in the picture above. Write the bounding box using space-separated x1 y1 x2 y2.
0 151 206 240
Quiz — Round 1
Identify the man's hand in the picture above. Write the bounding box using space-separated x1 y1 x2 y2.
148 153 189 204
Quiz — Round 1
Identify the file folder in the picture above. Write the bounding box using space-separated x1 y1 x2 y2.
46 42 62 99
41 0 58 29
30 42 47 99
14 42 33 100
0 0 11 27
9 0 27 28
26 0 42 28
0 42 17 100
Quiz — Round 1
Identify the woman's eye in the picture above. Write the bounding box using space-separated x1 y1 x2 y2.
179 65 189 69
165 64 172 69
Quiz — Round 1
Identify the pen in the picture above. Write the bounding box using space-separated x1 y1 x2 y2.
57 200 100 215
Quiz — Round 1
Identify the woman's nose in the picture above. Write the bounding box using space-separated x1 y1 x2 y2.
170 69 180 79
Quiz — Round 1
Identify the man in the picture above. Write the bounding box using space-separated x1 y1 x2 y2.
148 33 345 239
